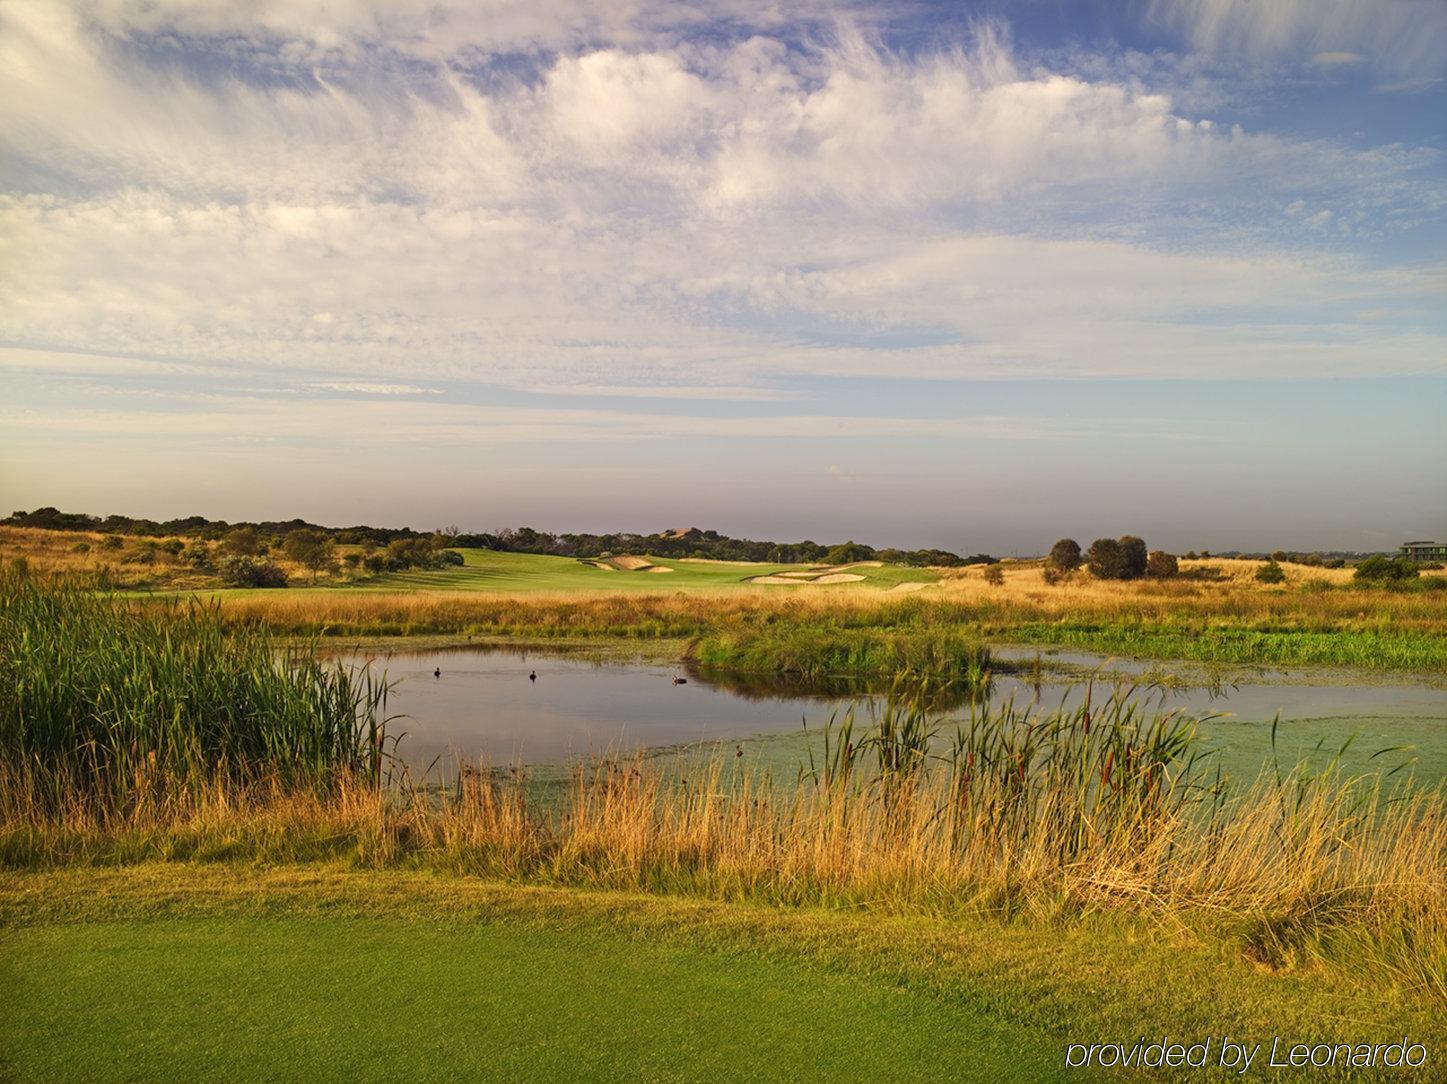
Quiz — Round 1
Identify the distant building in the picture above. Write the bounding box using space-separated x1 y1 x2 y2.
1400 541 1447 562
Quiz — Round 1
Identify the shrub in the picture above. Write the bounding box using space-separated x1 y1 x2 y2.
1353 556 1419 583
1119 536 1148 579
183 542 214 571
223 526 261 556
1041 566 1070 586
71 542 91 554
1048 538 1082 572
218 555 288 588
1085 538 1127 580
1270 550 1288 563
100 534 123 550
1255 561 1286 584
983 564 1006 586
1145 551 1179 579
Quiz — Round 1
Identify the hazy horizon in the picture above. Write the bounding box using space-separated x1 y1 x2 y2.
3 1 1445 552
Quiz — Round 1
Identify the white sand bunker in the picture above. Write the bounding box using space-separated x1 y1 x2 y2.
750 571 865 585
592 555 673 573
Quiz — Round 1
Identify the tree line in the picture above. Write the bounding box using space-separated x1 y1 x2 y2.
4 509 989 568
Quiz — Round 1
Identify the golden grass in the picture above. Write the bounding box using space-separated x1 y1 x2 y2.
4 753 1442 996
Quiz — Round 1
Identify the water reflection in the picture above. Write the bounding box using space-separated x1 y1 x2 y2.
335 645 1447 785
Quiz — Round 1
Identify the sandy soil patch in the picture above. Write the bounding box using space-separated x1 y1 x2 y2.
644 565 673 573
886 581 934 594
677 558 759 566
812 573 866 584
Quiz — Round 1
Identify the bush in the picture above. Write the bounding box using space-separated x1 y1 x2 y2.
1086 538 1126 580
1048 538 1082 572
71 542 91 554
983 564 1006 586
1270 550 1288 563
1119 536 1148 579
1145 551 1178 579
219 555 288 588
1041 566 1070 586
1353 556 1419 583
182 542 214 571
223 526 261 556
1255 561 1286 584
100 534 123 550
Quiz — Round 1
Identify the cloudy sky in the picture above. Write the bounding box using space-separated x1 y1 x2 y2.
2 0 1444 553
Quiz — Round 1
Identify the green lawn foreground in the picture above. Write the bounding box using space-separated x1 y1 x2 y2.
3 867 1441 1082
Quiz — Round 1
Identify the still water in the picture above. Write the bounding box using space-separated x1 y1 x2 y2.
341 646 1447 785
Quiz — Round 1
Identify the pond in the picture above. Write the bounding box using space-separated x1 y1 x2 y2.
340 646 1447 787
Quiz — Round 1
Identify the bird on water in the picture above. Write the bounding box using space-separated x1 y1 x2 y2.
672 676 687 685
529 670 537 682
433 667 441 679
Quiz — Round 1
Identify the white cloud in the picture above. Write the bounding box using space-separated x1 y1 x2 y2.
0 0 1443 418
1147 0 1447 86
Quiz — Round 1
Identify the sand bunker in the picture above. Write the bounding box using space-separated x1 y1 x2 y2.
886 581 934 594
590 555 674 573
749 572 865 585
606 556 655 570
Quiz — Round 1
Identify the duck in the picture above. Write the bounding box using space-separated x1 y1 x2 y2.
529 670 537 683
433 667 441 679
672 676 687 685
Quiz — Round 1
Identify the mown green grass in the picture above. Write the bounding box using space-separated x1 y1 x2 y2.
344 549 935 594
3 866 1440 1083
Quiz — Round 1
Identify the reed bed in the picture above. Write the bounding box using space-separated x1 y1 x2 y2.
0 571 389 812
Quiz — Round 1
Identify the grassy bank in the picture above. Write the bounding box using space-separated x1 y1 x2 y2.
4 866 1441 1083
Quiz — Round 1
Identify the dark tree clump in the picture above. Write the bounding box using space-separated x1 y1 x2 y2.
1048 538 1082 572
1086 538 1128 580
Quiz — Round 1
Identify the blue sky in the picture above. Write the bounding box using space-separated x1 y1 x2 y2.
1 0 1444 552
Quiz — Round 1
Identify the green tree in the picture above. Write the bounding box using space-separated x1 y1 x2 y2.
1119 536 1148 579
1048 538 1082 572
823 541 875 565
1085 538 1127 580
223 526 261 556
283 529 336 583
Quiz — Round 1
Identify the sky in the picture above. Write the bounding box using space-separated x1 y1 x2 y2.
1 0 1444 555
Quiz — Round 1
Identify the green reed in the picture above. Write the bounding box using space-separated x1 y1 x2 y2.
0 571 390 811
